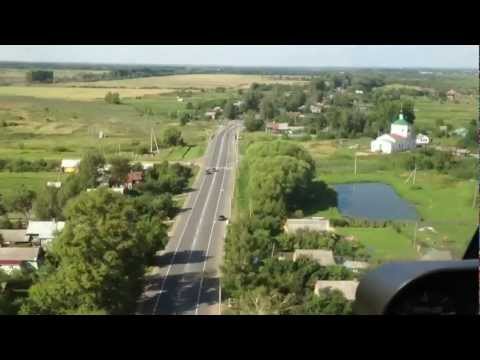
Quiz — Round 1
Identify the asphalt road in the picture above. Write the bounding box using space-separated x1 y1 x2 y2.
138 121 240 315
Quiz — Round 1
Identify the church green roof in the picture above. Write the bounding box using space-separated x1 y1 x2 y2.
392 112 409 126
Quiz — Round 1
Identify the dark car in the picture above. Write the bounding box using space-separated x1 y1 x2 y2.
217 215 227 221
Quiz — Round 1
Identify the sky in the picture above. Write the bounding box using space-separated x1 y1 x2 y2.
0 45 477 68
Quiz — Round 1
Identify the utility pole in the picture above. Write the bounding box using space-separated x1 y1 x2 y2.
354 153 357 176
413 221 418 250
413 164 416 185
218 279 222 315
472 181 478 208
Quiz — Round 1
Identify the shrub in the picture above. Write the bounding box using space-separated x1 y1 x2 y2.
53 146 70 153
136 145 150 155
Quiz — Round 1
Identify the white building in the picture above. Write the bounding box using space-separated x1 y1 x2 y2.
293 249 336 266
285 218 331 233
343 260 369 273
46 181 62 188
370 112 416 154
416 133 430 146
355 90 364 95
26 220 65 248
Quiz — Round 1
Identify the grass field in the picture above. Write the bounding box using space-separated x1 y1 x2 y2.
336 227 418 261
0 86 174 100
414 97 477 129
59 74 306 89
0 171 66 197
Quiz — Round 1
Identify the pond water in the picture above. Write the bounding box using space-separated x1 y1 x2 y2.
334 182 418 221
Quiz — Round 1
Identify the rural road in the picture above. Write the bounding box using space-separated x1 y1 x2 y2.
138 120 240 315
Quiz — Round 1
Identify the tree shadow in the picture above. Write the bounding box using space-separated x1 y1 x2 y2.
301 180 338 216
138 271 220 315
153 250 212 267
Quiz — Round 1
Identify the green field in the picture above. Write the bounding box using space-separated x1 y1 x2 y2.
414 97 477 130
336 227 418 261
0 171 66 197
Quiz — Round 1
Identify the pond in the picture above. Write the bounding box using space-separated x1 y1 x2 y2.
334 182 418 221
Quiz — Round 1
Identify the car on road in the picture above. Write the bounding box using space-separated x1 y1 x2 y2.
205 169 212 175
217 215 227 221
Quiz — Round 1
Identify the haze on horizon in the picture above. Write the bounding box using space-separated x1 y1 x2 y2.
0 45 477 69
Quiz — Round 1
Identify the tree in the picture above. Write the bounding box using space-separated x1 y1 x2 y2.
33 186 62 221
21 189 168 314
244 112 264 132
105 92 121 104
242 89 262 111
179 112 190 126
7 187 36 222
402 100 416 124
162 127 184 147
223 100 237 120
259 97 276 120
0 194 6 216
285 89 306 111
299 290 353 314
78 150 105 189
185 102 193 110
109 156 131 184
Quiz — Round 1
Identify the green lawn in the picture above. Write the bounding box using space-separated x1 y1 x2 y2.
0 171 66 197
336 227 418 261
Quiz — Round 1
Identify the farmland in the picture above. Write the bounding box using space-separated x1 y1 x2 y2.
59 73 307 89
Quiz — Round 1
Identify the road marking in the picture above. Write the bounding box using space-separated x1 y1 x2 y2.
194 126 236 315
151 127 226 314
183 127 228 272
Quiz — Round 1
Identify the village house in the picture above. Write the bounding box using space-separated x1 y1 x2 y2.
284 218 331 233
125 171 144 190
60 159 81 174
265 122 305 136
355 90 364 95
310 103 323 114
25 220 65 248
314 280 359 301
416 133 430 146
0 229 27 246
0 247 41 274
205 111 217 120
453 127 468 138
233 100 244 108
140 162 155 171
46 181 62 188
176 96 184 102
370 112 416 154
293 249 336 266
265 122 289 135
342 260 369 273
446 89 457 101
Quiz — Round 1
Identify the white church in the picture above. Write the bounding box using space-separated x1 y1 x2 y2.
370 112 416 154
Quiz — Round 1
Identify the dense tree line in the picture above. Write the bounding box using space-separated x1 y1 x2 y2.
20 189 169 314
26 70 54 83
0 158 60 172
222 141 355 314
